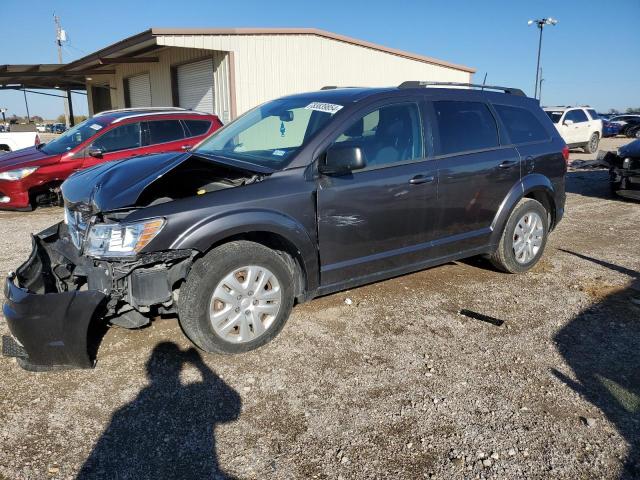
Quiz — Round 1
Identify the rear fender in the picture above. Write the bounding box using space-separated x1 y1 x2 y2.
489 174 556 246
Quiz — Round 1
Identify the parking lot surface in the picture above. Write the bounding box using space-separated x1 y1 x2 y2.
0 137 638 479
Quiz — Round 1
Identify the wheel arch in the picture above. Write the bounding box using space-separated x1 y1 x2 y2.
171 211 319 301
490 175 557 246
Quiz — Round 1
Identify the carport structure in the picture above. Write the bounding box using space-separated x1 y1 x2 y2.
1 28 475 124
0 64 116 125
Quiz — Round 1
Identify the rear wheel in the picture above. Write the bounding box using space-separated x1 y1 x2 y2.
584 133 599 154
179 241 294 354
490 199 549 273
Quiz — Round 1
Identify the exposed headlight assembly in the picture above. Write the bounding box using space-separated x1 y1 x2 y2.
0 167 38 181
84 218 165 257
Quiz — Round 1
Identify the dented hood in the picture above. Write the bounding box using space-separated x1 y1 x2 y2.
61 151 270 212
61 152 192 211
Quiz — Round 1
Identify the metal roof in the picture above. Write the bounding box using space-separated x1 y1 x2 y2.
0 27 475 91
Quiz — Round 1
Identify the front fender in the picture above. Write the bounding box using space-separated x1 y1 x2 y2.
489 174 556 246
170 209 319 293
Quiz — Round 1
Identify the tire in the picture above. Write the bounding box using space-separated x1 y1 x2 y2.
490 198 549 274
179 241 295 354
584 133 599 154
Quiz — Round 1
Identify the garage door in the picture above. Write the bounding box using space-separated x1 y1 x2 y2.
125 73 151 108
177 58 214 113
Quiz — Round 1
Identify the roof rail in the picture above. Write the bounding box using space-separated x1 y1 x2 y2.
94 107 190 116
398 81 526 97
320 86 361 90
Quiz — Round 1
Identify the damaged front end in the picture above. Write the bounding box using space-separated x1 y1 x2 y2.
601 141 640 201
2 222 195 371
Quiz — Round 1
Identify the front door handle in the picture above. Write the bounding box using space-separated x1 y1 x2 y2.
498 160 518 169
181 145 192 151
409 174 435 185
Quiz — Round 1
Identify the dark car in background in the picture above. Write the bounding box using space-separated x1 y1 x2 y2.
609 115 640 137
0 108 222 210
2 82 567 370
601 116 622 137
602 139 640 200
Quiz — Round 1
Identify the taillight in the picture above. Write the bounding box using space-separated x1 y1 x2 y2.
562 145 570 165
34 134 40 146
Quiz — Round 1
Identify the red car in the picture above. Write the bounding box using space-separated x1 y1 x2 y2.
0 108 222 210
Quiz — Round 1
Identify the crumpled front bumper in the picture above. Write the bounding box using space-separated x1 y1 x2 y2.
2 231 106 370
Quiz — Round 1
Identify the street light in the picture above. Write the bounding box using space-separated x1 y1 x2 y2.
528 17 558 100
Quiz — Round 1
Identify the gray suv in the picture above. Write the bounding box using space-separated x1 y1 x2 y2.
3 82 567 370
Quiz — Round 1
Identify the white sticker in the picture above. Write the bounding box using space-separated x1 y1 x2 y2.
89 124 102 131
272 149 286 156
305 102 343 114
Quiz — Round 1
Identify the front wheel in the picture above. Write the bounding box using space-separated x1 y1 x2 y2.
179 241 294 354
490 199 549 273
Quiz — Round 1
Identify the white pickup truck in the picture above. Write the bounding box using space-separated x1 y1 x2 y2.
0 125 41 153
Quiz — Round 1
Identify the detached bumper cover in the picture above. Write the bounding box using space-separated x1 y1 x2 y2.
2 234 106 370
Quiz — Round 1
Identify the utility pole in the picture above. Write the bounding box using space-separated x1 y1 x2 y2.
54 14 70 127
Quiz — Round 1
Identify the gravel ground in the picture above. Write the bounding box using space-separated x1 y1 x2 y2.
0 137 638 480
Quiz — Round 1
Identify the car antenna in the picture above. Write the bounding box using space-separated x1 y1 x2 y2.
481 73 488 91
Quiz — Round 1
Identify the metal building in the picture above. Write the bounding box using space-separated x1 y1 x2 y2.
1 28 475 123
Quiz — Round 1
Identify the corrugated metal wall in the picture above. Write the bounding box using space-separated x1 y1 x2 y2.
86 47 231 122
86 34 470 120
157 33 471 116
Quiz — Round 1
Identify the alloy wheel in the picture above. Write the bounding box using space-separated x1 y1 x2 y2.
512 211 544 264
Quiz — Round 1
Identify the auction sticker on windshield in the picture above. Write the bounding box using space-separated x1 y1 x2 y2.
89 124 103 131
305 102 343 114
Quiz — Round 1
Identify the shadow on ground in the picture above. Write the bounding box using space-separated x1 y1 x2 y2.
565 169 615 200
77 342 241 479
553 250 640 479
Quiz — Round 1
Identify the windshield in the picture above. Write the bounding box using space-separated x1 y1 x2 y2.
545 111 563 124
195 97 343 169
41 118 107 155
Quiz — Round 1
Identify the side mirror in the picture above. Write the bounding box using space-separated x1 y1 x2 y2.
87 147 103 158
563 119 574 126
279 111 294 122
319 145 366 175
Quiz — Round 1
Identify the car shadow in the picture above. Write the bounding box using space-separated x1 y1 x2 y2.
552 250 639 479
565 169 616 200
77 342 241 479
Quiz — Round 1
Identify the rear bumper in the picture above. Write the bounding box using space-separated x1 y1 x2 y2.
2 234 106 370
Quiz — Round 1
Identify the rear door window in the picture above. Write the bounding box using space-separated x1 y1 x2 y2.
565 109 589 123
183 120 211 137
433 101 499 155
494 104 549 144
146 120 186 144
587 109 600 121
91 123 141 153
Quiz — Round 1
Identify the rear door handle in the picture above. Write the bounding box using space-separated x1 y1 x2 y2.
181 145 192 151
409 174 435 185
498 160 518 169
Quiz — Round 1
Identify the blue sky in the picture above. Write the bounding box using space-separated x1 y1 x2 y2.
1 0 638 119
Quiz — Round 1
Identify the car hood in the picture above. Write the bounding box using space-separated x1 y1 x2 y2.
0 146 59 171
619 139 640 158
61 152 192 212
61 151 266 212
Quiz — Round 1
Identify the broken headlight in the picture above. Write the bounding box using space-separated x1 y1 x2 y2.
84 218 165 257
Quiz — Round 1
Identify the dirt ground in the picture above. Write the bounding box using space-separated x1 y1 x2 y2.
0 137 638 480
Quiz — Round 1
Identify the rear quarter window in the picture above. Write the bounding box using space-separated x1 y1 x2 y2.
494 104 549 144
433 101 499 155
